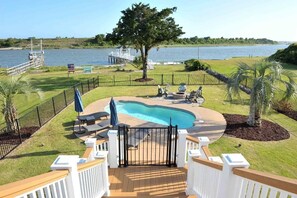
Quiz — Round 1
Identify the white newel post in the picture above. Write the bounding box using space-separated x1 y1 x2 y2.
186 150 201 195
85 138 97 161
108 130 118 168
95 151 110 196
51 155 82 198
177 129 188 167
198 136 210 159
216 154 250 198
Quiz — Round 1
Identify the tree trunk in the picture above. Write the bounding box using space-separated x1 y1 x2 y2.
3 101 18 133
142 48 148 79
247 91 261 127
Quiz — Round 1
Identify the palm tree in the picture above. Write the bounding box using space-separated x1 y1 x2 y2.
0 76 41 132
227 61 297 127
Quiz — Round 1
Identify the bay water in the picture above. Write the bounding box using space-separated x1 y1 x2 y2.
0 44 288 68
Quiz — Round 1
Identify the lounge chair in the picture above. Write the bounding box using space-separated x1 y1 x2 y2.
81 120 111 135
127 129 150 148
178 83 187 93
186 86 205 105
78 112 109 122
157 85 168 97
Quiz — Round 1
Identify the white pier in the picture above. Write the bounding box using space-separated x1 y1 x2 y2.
108 47 135 64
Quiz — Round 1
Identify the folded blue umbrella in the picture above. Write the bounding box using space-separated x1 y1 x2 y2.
109 97 118 127
74 88 84 115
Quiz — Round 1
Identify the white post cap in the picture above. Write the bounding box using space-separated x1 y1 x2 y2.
108 130 118 135
85 138 97 148
222 154 250 168
178 129 188 134
188 149 201 157
50 155 79 170
209 156 223 163
198 136 210 143
95 151 108 159
77 158 87 164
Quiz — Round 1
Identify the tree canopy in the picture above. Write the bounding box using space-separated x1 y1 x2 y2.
227 61 297 127
106 3 184 79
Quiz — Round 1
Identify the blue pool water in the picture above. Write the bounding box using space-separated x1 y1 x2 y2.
104 101 195 128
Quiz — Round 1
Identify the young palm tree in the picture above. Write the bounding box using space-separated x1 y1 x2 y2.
227 61 297 127
0 76 41 132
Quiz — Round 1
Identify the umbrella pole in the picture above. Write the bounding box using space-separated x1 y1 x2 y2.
78 112 81 132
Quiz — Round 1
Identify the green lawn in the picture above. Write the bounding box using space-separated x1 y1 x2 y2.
1 58 297 185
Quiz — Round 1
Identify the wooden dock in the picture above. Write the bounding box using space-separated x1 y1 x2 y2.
6 58 43 75
108 51 135 64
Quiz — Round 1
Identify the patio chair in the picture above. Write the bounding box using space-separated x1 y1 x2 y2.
128 129 150 148
186 86 205 105
178 83 187 93
157 85 168 97
81 120 111 135
77 112 109 122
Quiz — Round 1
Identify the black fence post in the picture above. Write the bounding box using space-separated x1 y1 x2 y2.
113 75 115 86
36 106 42 127
161 74 164 85
92 78 95 89
203 74 206 85
52 97 56 115
87 80 90 91
16 119 22 143
172 73 174 85
64 90 68 107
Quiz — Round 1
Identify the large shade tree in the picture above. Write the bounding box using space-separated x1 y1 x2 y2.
106 3 184 80
227 61 297 127
0 76 41 132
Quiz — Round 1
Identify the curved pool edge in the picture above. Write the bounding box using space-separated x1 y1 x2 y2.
116 100 196 128
79 96 226 143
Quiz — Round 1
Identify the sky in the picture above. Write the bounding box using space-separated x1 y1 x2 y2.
0 0 296 41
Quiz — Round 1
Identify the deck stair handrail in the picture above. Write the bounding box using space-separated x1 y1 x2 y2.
0 170 69 198
0 138 110 198
6 58 43 76
187 152 297 198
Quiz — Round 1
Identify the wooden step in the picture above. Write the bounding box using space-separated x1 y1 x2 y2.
104 192 196 198
104 192 138 197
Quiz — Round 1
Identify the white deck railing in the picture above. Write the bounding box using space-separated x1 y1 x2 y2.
186 153 297 198
78 160 109 198
232 168 297 198
0 138 110 198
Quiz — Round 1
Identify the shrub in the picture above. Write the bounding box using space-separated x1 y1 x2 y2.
269 43 297 65
184 59 210 71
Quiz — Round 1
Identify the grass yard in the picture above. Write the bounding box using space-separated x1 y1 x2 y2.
1 57 297 185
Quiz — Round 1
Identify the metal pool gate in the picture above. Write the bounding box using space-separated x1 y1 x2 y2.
118 125 178 167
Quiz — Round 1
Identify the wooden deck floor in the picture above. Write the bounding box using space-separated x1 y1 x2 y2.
106 166 189 197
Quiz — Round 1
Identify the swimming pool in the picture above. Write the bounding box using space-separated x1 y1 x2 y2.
104 101 195 128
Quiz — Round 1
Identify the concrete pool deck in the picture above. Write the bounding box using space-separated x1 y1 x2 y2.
74 96 226 142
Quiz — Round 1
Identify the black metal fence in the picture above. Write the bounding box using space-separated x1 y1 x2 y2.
98 73 223 87
118 125 178 167
0 72 221 160
0 77 99 159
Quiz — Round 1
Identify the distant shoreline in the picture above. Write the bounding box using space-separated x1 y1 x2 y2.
0 47 23 51
0 43 285 51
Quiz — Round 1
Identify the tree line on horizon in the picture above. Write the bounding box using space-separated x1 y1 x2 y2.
0 35 277 49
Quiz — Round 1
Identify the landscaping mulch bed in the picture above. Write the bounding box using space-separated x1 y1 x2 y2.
223 114 290 141
0 126 40 145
